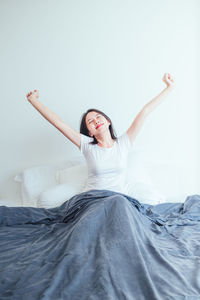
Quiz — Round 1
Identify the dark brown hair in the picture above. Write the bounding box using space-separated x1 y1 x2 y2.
80 108 118 145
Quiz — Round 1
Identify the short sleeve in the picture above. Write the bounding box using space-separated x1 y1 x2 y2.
80 134 93 155
119 131 133 154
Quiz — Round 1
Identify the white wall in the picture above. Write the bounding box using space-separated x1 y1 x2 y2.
0 0 199 203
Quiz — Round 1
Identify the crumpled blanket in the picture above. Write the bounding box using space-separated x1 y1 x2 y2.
0 189 200 300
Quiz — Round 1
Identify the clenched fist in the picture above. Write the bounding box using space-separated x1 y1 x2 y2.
162 73 175 89
26 89 39 102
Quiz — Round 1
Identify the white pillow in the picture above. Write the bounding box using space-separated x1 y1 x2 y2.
37 182 84 209
14 165 59 207
58 164 87 185
37 163 88 208
14 152 166 208
0 198 22 207
126 150 153 184
125 150 167 205
142 161 196 203
125 181 166 205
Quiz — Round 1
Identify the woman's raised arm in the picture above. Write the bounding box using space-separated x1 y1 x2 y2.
143 73 175 114
26 90 81 149
126 73 175 145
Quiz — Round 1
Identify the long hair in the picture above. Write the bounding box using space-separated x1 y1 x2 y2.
80 108 118 145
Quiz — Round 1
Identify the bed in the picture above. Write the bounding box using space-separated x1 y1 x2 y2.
0 152 200 299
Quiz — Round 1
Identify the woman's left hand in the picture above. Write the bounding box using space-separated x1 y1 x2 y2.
162 73 175 89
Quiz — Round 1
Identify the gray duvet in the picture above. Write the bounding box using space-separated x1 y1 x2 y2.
0 189 200 300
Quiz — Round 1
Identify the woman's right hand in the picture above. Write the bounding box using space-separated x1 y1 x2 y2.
26 89 39 102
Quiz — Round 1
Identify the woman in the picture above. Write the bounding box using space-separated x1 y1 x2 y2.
3 74 199 300
26 73 175 195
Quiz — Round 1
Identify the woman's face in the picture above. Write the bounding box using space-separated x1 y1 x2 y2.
85 111 110 137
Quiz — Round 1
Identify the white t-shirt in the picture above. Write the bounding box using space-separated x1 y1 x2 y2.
79 131 133 194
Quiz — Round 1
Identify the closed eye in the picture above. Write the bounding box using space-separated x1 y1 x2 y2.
89 115 101 123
